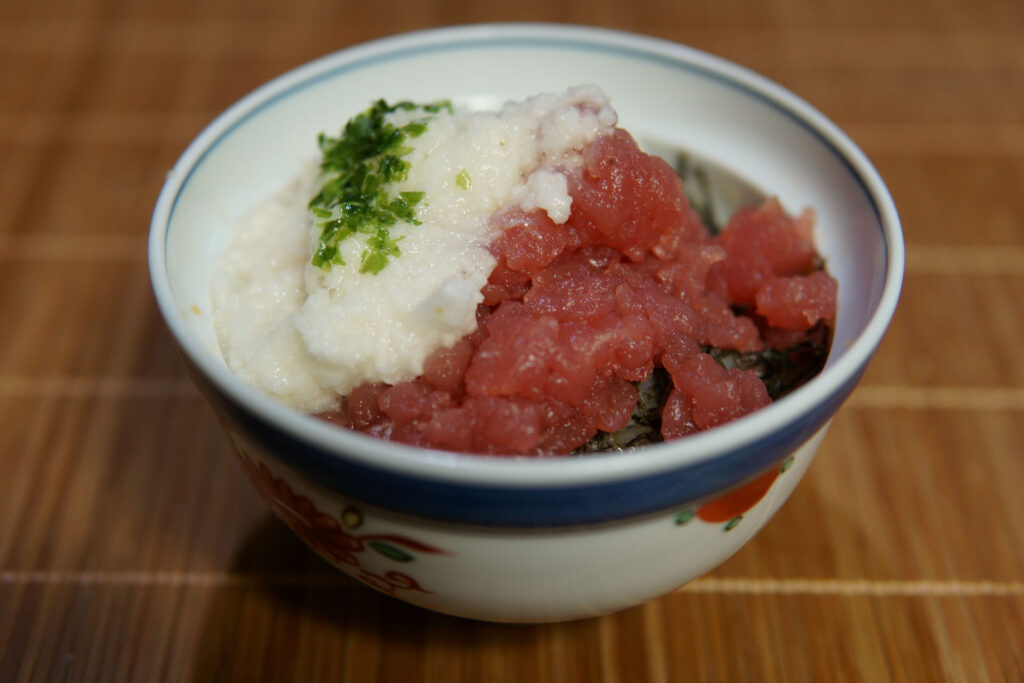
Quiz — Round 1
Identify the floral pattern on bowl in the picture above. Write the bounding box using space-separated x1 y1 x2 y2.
225 428 449 596
675 455 796 532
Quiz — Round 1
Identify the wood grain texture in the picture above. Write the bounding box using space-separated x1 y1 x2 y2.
1 0 1022 679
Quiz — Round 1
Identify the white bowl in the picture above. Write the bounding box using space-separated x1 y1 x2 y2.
149 23 903 622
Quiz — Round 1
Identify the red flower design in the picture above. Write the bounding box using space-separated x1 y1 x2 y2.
696 467 780 523
355 570 429 595
239 454 365 566
675 456 795 532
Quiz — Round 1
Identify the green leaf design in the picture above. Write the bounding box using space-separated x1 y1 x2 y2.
369 541 414 562
674 509 696 526
724 516 743 532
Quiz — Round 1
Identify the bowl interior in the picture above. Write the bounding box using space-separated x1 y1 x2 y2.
152 24 902 483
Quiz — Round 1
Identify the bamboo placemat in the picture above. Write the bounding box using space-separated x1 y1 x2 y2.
1 0 1022 680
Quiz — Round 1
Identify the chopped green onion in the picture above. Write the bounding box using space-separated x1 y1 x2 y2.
308 98 450 273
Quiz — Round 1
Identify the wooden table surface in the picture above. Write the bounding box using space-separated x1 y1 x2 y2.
1 0 1022 680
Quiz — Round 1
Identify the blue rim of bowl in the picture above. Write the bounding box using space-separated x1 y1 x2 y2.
149 23 904 527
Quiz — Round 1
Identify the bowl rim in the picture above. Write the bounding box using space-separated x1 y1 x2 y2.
149 22 904 489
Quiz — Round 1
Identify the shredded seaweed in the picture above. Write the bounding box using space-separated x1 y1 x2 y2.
575 327 831 453
572 368 673 454
704 328 832 401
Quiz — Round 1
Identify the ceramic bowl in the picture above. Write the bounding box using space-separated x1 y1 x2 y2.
149 23 903 622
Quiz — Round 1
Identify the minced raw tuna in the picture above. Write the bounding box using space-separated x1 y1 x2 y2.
320 127 837 455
